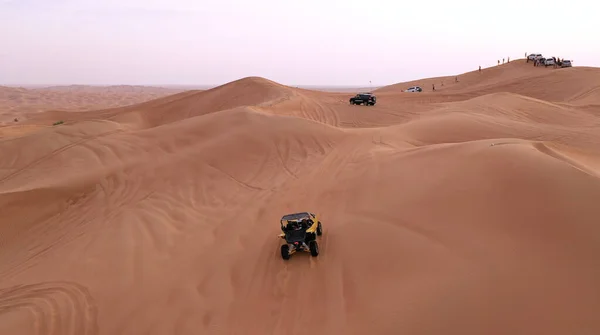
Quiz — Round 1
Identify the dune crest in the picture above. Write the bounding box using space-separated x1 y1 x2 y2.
1 60 600 335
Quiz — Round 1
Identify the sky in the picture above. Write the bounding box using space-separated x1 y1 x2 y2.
1 0 599 87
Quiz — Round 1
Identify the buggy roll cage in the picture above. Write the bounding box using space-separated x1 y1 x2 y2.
280 212 319 234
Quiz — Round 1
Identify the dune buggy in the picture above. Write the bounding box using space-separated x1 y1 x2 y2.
278 212 323 260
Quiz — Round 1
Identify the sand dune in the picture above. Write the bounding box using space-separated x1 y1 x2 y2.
0 85 186 127
1 58 600 335
376 59 600 103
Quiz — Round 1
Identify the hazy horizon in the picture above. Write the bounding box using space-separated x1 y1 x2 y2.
0 83 381 91
2 0 598 87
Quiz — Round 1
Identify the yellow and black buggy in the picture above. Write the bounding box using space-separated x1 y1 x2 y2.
279 212 323 260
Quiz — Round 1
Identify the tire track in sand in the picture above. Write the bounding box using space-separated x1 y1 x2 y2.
0 281 99 335
0 129 122 184
296 93 340 127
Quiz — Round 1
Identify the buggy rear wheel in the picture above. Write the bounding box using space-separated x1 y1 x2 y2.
281 244 290 260
309 240 319 257
316 222 323 236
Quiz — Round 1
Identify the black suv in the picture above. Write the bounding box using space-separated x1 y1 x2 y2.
349 92 376 106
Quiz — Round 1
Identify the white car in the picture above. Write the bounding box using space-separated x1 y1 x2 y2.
528 53 542 60
405 86 422 92
561 60 572 67
544 58 555 66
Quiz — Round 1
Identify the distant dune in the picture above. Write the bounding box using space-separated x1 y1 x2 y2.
1 58 599 335
0 84 187 125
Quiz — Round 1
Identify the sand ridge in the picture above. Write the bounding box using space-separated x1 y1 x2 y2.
1 58 600 335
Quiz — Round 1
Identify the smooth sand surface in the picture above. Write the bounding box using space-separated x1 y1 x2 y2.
1 59 600 335
0 85 186 126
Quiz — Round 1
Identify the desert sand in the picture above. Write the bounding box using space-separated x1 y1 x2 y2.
1 59 600 335
0 85 186 126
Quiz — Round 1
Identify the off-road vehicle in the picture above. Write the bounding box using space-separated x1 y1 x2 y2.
279 212 323 260
349 93 376 106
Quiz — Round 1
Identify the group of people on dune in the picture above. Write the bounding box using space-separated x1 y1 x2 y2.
497 57 511 65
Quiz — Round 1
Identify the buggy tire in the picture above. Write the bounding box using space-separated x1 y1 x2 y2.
281 244 290 260
316 222 323 236
309 240 319 257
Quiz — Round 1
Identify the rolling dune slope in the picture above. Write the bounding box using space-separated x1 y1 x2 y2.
376 59 600 104
1 63 600 335
0 85 186 126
